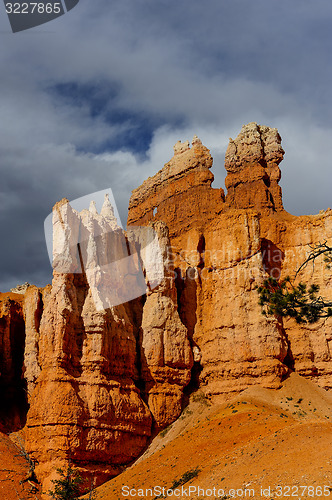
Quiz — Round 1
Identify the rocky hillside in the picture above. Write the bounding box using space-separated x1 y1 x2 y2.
0 122 331 496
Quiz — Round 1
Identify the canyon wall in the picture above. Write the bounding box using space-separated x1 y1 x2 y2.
0 122 331 493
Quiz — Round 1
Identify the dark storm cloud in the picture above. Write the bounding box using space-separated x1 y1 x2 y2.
0 0 332 290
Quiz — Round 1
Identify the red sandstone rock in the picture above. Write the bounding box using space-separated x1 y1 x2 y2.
25 199 153 491
137 221 193 430
23 285 51 401
224 122 285 212
128 135 225 238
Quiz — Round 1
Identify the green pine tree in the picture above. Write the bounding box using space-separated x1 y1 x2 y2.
48 464 83 500
257 242 332 323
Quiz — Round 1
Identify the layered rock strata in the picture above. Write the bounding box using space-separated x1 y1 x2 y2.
224 122 285 211
128 135 225 239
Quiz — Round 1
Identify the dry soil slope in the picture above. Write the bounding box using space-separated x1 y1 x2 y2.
85 374 332 500
0 430 41 500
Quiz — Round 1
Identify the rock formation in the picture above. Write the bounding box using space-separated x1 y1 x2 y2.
23 196 192 491
0 122 331 494
138 221 193 430
127 124 332 401
10 282 31 294
224 122 285 211
128 135 225 238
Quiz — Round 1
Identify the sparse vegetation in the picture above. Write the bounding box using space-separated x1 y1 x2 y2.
192 391 211 406
160 424 172 438
85 477 97 500
181 407 193 418
170 467 201 489
15 437 39 493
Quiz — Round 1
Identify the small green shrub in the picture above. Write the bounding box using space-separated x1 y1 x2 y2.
170 467 201 489
192 392 210 406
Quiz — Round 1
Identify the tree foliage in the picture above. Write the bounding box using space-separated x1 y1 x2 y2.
257 242 332 324
48 464 83 500
48 463 97 500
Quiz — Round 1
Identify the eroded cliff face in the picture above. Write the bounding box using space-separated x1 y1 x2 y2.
1 122 331 493
128 122 332 401
23 197 192 491
128 136 225 238
138 221 193 430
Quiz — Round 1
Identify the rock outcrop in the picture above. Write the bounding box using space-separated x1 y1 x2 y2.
24 199 146 489
138 221 193 430
10 282 31 294
1 122 332 494
128 135 225 239
224 122 285 211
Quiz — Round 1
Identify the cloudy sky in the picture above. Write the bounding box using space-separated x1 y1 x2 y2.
1 0 332 291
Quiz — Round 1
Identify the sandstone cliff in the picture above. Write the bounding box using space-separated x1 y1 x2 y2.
0 122 331 495
127 122 332 401
137 221 193 430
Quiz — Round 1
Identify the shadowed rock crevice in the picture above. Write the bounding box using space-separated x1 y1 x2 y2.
0 296 28 432
261 238 285 280
175 267 197 342
174 265 201 408
197 235 205 270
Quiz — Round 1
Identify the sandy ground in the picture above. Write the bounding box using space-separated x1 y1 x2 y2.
84 373 332 500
